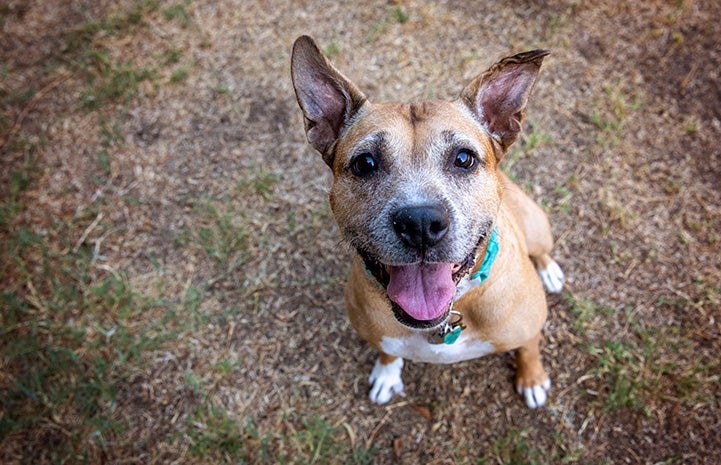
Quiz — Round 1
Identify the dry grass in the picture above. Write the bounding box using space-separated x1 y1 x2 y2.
1 0 720 463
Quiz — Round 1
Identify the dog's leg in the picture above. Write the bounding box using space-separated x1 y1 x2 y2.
531 253 565 294
514 332 551 408
368 352 405 404
500 173 564 293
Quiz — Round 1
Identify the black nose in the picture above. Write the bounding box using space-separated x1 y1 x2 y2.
392 205 449 250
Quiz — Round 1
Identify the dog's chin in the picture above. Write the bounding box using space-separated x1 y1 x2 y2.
390 301 451 330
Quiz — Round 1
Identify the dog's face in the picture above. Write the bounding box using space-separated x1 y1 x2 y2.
328 100 500 266
291 36 548 329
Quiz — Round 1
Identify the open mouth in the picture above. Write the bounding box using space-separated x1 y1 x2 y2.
360 251 476 330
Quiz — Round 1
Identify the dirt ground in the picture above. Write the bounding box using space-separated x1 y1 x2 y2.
2 0 720 463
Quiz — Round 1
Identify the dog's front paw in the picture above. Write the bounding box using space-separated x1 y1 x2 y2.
368 357 405 404
538 260 564 294
516 377 551 409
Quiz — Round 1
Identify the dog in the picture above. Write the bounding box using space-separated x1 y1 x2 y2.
291 35 564 408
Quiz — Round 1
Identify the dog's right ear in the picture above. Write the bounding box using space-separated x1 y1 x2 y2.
291 35 367 165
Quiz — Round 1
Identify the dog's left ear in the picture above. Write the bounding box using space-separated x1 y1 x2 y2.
291 35 367 166
460 50 550 155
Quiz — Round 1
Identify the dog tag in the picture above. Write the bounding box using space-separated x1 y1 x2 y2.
428 311 466 345
443 326 462 344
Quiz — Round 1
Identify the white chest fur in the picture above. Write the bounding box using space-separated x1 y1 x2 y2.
380 332 495 364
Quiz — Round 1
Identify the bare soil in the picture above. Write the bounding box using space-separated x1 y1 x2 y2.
1 0 720 463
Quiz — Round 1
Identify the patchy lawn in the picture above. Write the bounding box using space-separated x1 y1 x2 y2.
1 0 720 463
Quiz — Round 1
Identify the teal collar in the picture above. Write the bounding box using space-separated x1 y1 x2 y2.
470 227 499 284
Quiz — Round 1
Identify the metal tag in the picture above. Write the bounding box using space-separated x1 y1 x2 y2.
427 311 466 345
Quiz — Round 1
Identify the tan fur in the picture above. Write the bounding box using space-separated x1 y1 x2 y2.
346 190 550 390
291 35 562 407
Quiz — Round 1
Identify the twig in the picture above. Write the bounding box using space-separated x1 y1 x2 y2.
73 212 104 253
365 410 392 450
1 70 73 151
365 401 410 450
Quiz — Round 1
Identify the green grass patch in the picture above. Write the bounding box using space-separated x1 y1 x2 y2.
0 1 180 451
477 427 545 465
236 163 281 200
0 4 9 29
174 165 283 275
323 35 341 59
62 2 153 56
187 405 247 459
503 121 554 180
163 1 191 26
0 206 173 462
190 197 250 268
392 6 411 24
6 86 36 107
553 181 574 213
364 5 414 44
565 293 615 333
59 1 163 111
81 63 155 110
566 293 718 414
586 339 647 411
185 409 375 464
590 84 641 146
170 67 190 83
163 46 184 64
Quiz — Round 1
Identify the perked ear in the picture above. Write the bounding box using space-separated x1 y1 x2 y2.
291 35 367 165
460 49 550 154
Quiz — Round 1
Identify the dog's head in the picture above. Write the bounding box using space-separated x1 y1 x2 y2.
291 35 548 329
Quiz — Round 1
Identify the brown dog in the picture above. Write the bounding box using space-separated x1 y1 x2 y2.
291 35 564 408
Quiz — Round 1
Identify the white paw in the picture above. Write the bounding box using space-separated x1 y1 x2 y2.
368 358 405 404
517 378 551 409
538 260 564 293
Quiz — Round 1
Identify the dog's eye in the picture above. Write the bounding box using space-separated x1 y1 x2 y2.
350 153 378 177
454 149 476 170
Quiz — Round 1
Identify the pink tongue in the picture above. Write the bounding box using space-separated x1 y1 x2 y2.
387 263 455 321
